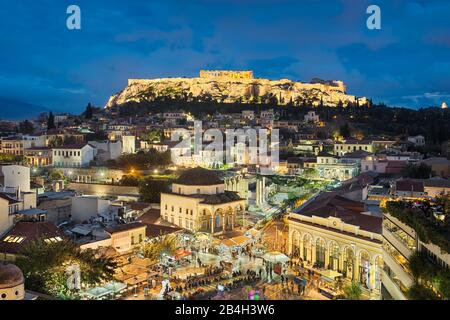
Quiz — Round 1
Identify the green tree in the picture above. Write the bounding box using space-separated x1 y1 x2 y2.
19 120 34 134
16 239 117 299
339 123 351 139
47 111 56 130
343 282 362 300
84 102 94 119
401 163 433 179
139 178 170 203
141 234 178 262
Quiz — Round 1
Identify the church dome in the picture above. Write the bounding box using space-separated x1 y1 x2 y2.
0 263 24 289
174 167 223 186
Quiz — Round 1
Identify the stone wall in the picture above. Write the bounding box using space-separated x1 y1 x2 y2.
68 182 140 198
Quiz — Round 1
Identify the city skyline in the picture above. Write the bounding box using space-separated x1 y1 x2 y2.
0 0 450 116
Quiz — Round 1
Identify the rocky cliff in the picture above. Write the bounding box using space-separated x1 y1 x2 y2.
106 77 367 108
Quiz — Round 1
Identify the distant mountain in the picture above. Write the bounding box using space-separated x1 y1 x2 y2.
0 97 50 121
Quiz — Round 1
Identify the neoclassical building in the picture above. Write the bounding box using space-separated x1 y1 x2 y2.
160 168 246 234
288 191 383 291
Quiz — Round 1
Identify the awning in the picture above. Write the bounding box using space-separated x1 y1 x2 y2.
319 270 342 282
294 277 308 286
85 281 127 299
262 251 290 264
174 249 192 260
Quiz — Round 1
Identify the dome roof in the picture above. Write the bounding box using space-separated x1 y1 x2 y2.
174 167 223 186
0 263 24 289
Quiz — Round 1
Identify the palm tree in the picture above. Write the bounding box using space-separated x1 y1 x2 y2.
343 282 363 300
141 233 178 262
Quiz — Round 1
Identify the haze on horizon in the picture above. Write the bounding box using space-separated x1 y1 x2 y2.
0 0 449 115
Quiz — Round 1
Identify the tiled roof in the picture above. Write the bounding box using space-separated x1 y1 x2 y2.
105 222 146 234
293 191 381 234
200 191 243 205
0 221 64 254
396 179 424 192
138 209 161 225
174 167 223 186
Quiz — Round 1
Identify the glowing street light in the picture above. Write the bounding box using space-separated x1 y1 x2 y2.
153 169 158 174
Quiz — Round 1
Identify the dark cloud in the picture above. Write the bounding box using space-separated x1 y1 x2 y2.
0 0 449 113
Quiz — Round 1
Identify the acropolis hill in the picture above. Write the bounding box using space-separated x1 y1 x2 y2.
106 70 368 108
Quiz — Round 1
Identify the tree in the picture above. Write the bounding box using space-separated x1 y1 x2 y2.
141 234 178 262
120 175 139 186
343 282 362 300
139 178 170 203
18 120 34 134
85 102 94 119
16 239 117 299
47 111 56 130
339 123 351 139
401 163 432 179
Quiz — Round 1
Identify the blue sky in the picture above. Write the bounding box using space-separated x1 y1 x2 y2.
0 0 449 113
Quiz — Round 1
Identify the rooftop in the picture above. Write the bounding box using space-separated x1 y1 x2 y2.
0 221 64 254
292 191 382 234
174 167 223 186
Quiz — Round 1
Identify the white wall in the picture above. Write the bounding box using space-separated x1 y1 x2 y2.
0 165 30 192
71 196 110 223
122 136 136 154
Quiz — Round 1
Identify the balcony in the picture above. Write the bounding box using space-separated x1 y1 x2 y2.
382 227 414 260
382 270 408 300
382 248 414 288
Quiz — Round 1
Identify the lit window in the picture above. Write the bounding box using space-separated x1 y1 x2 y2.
3 236 25 243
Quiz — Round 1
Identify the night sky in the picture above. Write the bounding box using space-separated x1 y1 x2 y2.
0 0 449 114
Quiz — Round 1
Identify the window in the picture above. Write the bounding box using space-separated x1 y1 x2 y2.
165 204 167 210
171 206 174 212
3 235 25 243
139 234 143 243
197 188 201 194
131 235 135 245
179 207 182 213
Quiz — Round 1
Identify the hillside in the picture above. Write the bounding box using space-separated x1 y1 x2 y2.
106 76 368 109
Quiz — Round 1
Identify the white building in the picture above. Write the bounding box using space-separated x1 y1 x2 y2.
407 135 425 147
0 165 30 193
121 135 136 154
70 196 110 223
242 110 255 121
52 143 96 168
304 111 320 123
88 140 122 161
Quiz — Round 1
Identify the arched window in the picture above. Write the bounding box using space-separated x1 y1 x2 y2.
344 247 355 279
315 238 326 268
359 251 371 288
303 234 312 262
329 241 340 271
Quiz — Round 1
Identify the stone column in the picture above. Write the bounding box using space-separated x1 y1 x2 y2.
211 215 215 234
311 244 316 265
325 247 330 269
354 256 359 284
299 240 304 259
339 251 344 272
222 215 226 232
